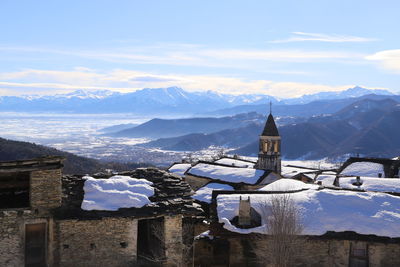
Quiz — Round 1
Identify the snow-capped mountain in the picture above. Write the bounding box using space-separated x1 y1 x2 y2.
282 86 393 105
0 86 395 115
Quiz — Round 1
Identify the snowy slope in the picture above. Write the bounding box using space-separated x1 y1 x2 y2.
81 175 154 211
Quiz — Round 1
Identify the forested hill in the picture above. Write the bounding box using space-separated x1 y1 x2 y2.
0 137 147 174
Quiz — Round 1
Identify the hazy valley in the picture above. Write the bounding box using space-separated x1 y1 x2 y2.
1 86 399 168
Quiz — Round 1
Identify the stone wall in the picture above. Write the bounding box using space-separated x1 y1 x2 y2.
194 236 400 267
164 215 183 267
54 217 137 267
31 169 62 211
184 175 210 191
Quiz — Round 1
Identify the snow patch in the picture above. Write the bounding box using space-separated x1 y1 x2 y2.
81 175 154 211
193 183 234 203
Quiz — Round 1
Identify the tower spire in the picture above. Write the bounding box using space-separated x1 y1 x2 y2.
269 101 272 114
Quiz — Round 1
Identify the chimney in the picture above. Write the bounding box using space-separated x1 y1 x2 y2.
238 196 251 226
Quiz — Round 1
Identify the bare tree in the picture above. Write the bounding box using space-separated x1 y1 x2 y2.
252 194 304 267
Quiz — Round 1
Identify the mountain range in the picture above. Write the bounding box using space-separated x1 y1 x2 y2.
139 98 400 159
107 112 264 139
0 86 395 115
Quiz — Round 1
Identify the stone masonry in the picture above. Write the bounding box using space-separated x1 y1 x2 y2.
55 217 138 267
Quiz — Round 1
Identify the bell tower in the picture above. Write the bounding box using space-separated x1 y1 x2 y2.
255 105 281 174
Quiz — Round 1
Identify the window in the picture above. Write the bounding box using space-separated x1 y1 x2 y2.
0 171 30 209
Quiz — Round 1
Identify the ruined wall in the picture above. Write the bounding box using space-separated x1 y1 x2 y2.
194 236 400 267
55 217 137 267
0 210 54 267
369 242 400 266
31 169 62 211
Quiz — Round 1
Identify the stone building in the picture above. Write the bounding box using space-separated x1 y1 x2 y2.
193 180 400 267
0 156 203 267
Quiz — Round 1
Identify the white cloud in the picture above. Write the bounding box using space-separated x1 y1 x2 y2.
366 49 400 73
0 45 363 68
0 68 353 98
270 32 377 43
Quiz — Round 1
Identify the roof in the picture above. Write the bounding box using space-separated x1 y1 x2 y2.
167 162 192 176
213 186 400 238
0 156 65 173
339 157 400 178
55 167 203 219
261 113 279 136
186 161 271 185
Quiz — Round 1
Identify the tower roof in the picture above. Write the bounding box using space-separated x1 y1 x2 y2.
261 113 279 136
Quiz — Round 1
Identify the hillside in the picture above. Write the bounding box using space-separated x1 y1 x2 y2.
109 112 264 138
0 137 147 174
143 98 400 159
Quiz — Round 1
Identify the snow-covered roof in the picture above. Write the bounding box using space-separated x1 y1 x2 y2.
214 158 255 168
258 179 318 191
187 162 267 184
339 177 400 193
168 163 192 176
282 160 336 170
81 175 154 211
315 174 337 187
281 165 318 178
193 183 234 203
216 189 400 237
340 162 385 177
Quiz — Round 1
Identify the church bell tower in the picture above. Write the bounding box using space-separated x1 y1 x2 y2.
255 106 281 174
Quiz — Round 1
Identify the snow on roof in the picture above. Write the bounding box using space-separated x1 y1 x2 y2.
281 166 317 178
282 160 336 170
217 189 400 237
81 175 154 211
188 163 266 184
193 183 234 203
168 163 192 176
214 158 255 168
340 162 385 177
258 179 318 191
315 174 337 187
339 177 400 193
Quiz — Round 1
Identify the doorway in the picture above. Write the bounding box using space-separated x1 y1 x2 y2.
137 217 165 266
25 223 46 267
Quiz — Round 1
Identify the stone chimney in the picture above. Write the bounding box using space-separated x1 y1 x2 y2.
238 196 251 226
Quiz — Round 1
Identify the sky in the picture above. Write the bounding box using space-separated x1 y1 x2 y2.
1 0 400 98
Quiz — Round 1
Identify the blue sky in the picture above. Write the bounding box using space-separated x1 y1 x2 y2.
1 0 400 97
